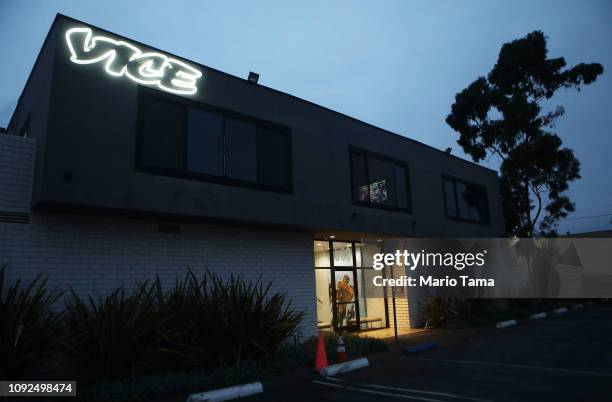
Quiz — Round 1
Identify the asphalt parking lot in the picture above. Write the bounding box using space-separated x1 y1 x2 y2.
246 304 612 401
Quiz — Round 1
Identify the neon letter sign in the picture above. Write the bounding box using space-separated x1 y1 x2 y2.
65 27 202 95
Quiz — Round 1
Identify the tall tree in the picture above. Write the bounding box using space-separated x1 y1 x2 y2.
446 31 603 237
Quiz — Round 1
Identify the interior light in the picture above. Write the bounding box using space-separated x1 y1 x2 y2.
329 235 336 239
316 243 322 246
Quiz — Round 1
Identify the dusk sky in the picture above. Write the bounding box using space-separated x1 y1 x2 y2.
1 0 610 234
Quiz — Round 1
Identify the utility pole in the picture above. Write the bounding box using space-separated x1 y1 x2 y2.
391 273 399 345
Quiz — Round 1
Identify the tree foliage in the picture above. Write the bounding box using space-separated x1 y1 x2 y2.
446 31 603 236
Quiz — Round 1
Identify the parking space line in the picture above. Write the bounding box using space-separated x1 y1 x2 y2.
312 380 446 401
325 377 493 402
402 357 612 377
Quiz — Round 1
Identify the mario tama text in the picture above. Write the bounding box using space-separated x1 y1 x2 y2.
374 275 495 288
372 249 495 289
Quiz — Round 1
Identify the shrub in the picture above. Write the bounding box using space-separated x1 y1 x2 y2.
61 269 306 379
421 297 488 328
448 298 474 322
61 284 168 381
154 269 305 369
421 297 451 328
0 263 63 380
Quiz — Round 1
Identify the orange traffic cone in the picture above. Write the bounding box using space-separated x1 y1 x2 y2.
314 332 329 372
336 333 347 363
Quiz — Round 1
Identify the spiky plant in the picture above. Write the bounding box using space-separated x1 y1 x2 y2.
61 283 168 381
155 269 305 369
0 263 63 380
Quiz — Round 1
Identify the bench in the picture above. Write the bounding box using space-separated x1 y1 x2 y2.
349 317 383 329
317 322 332 330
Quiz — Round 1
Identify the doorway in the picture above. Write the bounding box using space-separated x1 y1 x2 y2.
314 240 389 333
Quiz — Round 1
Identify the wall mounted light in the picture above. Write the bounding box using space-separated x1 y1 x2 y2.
248 71 259 83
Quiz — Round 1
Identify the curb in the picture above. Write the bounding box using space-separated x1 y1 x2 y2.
187 382 263 402
530 312 547 320
496 319 517 328
403 341 439 354
320 358 369 377
553 307 568 315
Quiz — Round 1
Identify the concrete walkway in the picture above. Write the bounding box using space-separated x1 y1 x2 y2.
356 327 427 339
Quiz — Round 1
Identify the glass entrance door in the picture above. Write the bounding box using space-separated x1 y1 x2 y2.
332 269 359 332
314 240 388 333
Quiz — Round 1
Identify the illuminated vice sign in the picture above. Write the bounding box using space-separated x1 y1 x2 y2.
65 27 202 95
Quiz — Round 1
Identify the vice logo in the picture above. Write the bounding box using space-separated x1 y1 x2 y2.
65 27 202 95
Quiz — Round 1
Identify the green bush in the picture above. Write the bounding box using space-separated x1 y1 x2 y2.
61 269 305 380
421 298 485 328
61 284 168 381
421 297 451 328
0 263 63 380
154 269 305 369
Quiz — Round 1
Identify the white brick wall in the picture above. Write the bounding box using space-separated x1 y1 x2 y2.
0 134 36 213
407 295 424 327
0 213 318 339
382 264 426 328
385 265 412 329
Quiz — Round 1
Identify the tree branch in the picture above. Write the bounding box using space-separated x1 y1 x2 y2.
530 185 543 234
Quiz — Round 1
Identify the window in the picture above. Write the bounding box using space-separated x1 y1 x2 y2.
20 119 30 138
350 149 411 212
138 92 292 192
141 97 185 170
443 175 490 225
257 127 291 188
187 108 224 176
225 118 257 182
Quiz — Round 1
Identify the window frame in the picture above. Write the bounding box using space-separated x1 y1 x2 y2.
20 117 30 138
135 87 293 194
348 146 413 213
441 174 490 226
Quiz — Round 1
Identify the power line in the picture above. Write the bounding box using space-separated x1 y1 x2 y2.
563 213 612 221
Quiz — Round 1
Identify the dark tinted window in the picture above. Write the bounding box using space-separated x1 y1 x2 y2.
443 176 489 224
351 153 369 203
394 165 408 208
462 183 488 222
456 182 470 218
225 118 257 182
139 94 291 192
257 127 290 188
443 179 457 217
141 97 185 170
187 108 224 176
350 150 410 211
